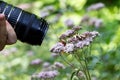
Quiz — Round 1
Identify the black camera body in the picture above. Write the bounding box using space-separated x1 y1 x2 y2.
0 1 49 45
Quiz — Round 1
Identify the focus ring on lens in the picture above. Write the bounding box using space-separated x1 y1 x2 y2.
8 7 22 27
0 1 7 13
39 18 49 44
4 5 13 18
22 14 35 41
14 11 32 42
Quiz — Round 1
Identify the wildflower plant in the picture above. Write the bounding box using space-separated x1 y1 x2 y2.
50 26 99 80
31 70 59 80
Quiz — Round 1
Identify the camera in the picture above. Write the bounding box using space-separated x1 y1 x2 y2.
0 1 49 45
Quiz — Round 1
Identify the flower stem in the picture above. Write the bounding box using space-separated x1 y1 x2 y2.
74 51 89 80
82 49 91 80
60 53 76 69
84 58 91 80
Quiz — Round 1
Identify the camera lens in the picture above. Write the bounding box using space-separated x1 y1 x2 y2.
0 1 49 45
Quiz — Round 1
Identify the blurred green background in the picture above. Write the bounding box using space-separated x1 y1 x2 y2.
0 0 120 80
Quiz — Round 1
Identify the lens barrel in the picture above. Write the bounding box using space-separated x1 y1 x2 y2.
0 1 49 45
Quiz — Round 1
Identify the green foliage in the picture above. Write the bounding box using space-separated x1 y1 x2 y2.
0 0 120 80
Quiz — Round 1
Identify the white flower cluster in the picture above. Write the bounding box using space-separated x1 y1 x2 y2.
36 70 59 79
59 30 75 40
50 26 99 54
30 59 43 65
59 26 82 40
50 42 64 53
51 53 59 58
64 19 75 28
64 43 74 53
0 47 18 56
87 2 105 11
81 15 103 28
77 71 85 79
43 62 51 68
40 5 55 18
89 18 103 28
74 31 99 48
54 62 65 69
